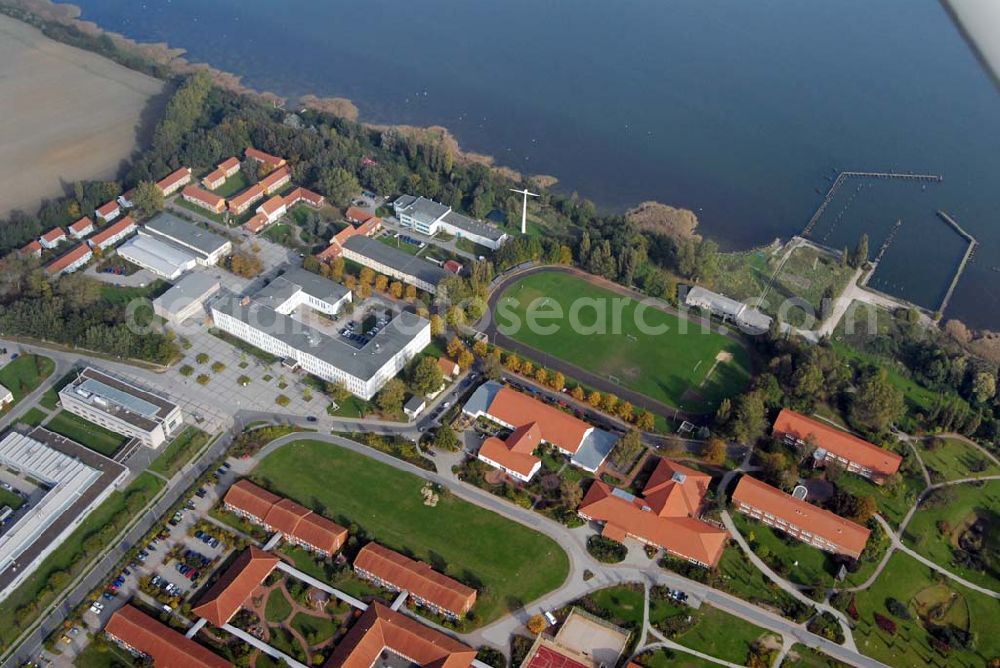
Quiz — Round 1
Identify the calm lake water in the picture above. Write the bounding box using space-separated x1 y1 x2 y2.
73 0 1000 327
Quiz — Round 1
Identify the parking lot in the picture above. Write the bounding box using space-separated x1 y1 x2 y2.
58 461 244 660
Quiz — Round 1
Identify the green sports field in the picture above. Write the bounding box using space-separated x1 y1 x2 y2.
494 272 752 411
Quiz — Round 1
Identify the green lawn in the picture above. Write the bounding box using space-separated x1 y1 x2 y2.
0 472 164 649
732 513 836 587
174 197 226 224
149 427 211 478
716 546 814 618
635 647 719 668
835 464 925 529
0 354 55 406
902 480 1000 592
265 588 293 623
849 552 999 667
46 410 126 456
262 223 304 249
586 584 647 627
211 171 249 198
18 406 48 427
768 245 855 327
73 641 137 667
327 394 371 419
291 612 339 645
99 281 169 305
252 439 569 625
495 271 752 412
40 370 78 410
0 488 24 511
673 604 774 665
916 437 1000 483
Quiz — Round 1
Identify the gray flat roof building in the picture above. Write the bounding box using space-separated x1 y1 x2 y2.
256 267 350 311
0 428 127 595
441 210 506 242
152 272 220 323
144 212 232 263
393 195 450 227
342 236 448 288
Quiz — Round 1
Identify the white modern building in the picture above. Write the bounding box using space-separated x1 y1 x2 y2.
392 195 508 250
0 383 12 407
341 236 448 294
58 368 184 449
152 272 221 324
684 286 773 333
0 428 128 598
143 213 232 267
211 269 429 400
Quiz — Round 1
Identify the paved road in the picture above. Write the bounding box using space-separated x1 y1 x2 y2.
251 432 888 668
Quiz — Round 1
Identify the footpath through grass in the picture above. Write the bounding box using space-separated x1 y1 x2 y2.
46 410 126 456
847 551 999 667
0 354 54 406
671 603 774 665
0 472 164 650
252 439 569 625
902 480 1000 592
495 271 752 412
915 436 1000 482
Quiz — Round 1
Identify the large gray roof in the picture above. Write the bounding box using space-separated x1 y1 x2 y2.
152 272 219 313
441 210 506 242
145 212 230 257
343 236 449 286
395 195 450 225
213 292 429 379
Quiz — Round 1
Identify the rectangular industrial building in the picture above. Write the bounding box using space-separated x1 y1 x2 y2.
152 272 221 324
341 235 449 294
144 213 232 266
211 281 429 400
116 232 199 280
392 194 507 250
0 428 127 597
58 367 184 448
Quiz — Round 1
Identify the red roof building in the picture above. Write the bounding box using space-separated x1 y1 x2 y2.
260 165 292 195
156 167 193 196
104 605 230 668
578 458 727 567
192 546 280 627
323 603 475 668
244 213 270 235
21 239 42 257
438 357 460 379
245 147 286 169
346 206 376 224
732 475 871 559
224 480 348 556
443 259 463 274
315 215 383 262
354 543 477 619
89 216 137 251
95 200 121 222
285 186 325 208
182 185 227 214
477 386 591 455
773 409 902 483
44 243 92 276
203 156 239 190
256 194 287 223
39 227 66 249
228 183 266 215
68 216 95 239
479 423 544 482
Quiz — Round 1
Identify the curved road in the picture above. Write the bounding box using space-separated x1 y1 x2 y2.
252 433 888 668
476 264 756 421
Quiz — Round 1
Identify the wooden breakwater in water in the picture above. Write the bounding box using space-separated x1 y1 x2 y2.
936 209 978 318
872 219 903 266
802 170 943 237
